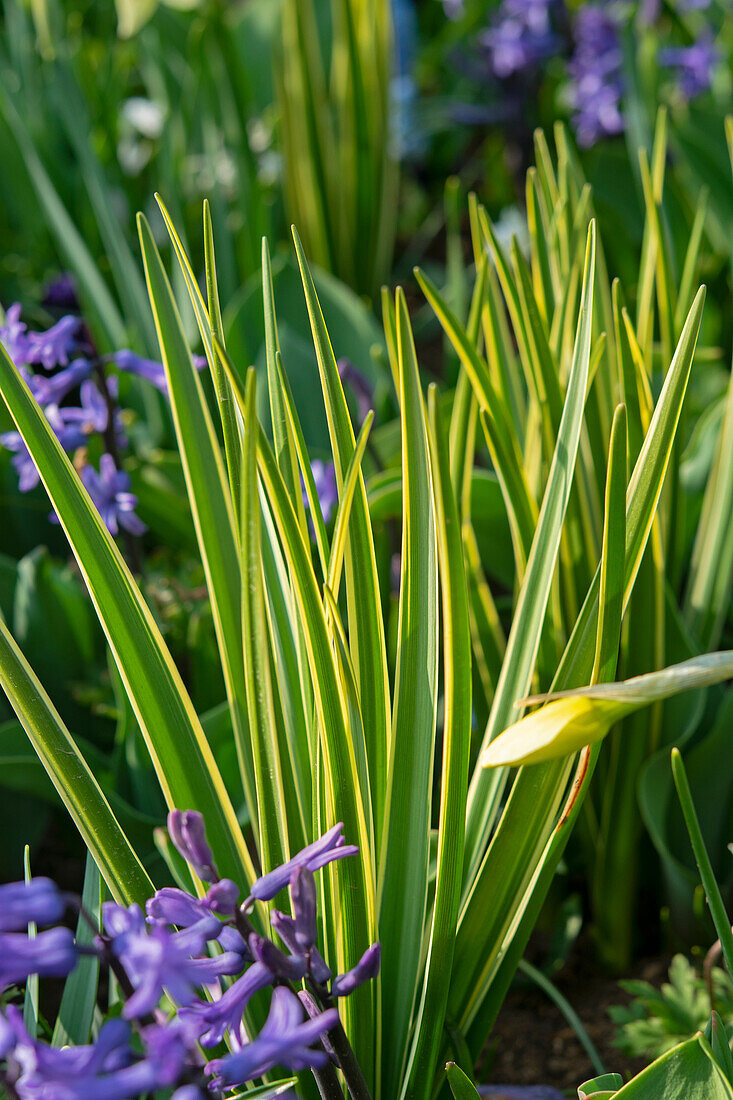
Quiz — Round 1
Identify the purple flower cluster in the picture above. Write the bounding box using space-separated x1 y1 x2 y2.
0 812 380 1099
660 34 719 100
481 0 560 80
566 6 624 147
0 292 153 540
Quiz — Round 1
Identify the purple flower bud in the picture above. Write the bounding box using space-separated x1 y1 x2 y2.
248 823 358 902
331 942 381 998
271 911 332 983
290 866 317 949
167 811 218 883
205 879 238 914
0 927 77 989
206 986 339 1087
0 878 65 931
248 933 307 981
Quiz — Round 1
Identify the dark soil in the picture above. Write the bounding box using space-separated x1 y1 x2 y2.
479 943 670 1095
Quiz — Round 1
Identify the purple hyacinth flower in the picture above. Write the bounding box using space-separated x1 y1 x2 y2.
290 866 317 950
567 6 625 147
0 927 77 989
111 349 206 396
60 378 110 435
179 961 273 1048
271 910 332 983
103 902 241 1019
331 942 381 997
660 35 718 100
0 303 30 364
167 810 219 883
206 986 339 1087
481 0 560 80
0 878 65 932
28 357 93 407
1 404 87 495
43 273 80 312
248 933 307 981
338 357 374 425
307 459 339 525
247 823 359 903
146 881 237 929
24 315 80 370
80 454 146 538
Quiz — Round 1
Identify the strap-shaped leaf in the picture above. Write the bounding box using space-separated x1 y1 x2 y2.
241 369 290 871
403 386 472 1100
138 213 258 838
0 342 255 889
463 222 596 886
292 228 390 847
379 289 439 1093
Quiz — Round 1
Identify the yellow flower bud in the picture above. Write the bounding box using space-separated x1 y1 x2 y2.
480 696 631 768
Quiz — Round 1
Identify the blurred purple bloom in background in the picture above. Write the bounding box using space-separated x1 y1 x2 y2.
482 0 560 80
0 927 77 989
309 459 339 525
567 6 624 146
660 34 718 99
0 879 65 932
441 0 465 19
43 272 80 312
80 454 146 538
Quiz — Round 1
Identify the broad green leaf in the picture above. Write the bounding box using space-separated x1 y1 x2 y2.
0 343 255 890
379 289 438 1094
404 386 472 1100
578 1072 624 1099
446 1062 481 1100
613 1033 733 1099
0 613 151 905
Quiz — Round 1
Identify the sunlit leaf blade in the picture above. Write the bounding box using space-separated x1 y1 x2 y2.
458 288 706 1042
0 611 151 905
0 342 255 890
137 213 257 837
404 386 472 1100
462 222 596 886
221 351 377 1080
241 368 289 872
292 228 390 845
446 1062 481 1100
379 289 439 1093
